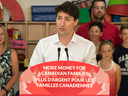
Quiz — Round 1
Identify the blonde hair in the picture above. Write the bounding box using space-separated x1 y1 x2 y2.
0 24 11 50
99 40 113 59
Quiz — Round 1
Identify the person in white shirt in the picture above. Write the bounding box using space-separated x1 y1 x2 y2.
28 1 97 68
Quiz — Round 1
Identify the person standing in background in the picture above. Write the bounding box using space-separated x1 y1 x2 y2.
0 24 19 96
76 0 122 48
98 40 121 96
88 21 104 62
113 24 128 96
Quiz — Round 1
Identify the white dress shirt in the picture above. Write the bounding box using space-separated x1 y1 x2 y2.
28 33 97 68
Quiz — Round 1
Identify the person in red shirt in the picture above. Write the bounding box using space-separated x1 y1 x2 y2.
76 0 122 48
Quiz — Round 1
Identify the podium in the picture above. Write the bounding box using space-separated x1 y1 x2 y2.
20 61 110 96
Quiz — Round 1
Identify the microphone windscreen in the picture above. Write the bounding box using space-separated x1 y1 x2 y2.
65 48 68 52
65 48 69 60
58 47 61 51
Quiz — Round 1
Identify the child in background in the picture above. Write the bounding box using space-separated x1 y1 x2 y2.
113 24 128 96
88 21 104 62
98 40 121 96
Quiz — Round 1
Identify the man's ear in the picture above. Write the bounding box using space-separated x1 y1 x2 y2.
74 19 78 26
91 8 93 13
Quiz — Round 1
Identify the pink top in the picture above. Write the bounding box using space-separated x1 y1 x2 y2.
98 60 117 96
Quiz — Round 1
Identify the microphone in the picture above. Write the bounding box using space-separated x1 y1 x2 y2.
65 48 69 60
57 47 61 61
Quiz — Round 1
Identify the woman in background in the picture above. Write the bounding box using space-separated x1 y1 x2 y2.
0 24 19 96
88 21 104 62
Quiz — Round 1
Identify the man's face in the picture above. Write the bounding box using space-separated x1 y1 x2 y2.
92 1 106 21
56 11 78 37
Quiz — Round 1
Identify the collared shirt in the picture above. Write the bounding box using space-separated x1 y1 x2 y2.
28 33 97 68
76 19 123 48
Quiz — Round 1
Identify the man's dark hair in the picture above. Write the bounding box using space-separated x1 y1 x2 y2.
89 21 104 32
92 0 106 8
120 24 128 33
55 1 79 21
